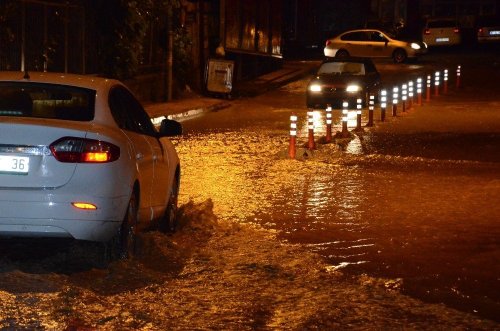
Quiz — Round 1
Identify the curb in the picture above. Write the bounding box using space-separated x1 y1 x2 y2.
151 101 231 125
168 101 231 121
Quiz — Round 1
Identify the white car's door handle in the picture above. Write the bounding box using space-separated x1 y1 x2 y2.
136 153 144 160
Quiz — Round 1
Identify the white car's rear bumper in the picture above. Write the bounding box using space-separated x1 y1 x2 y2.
0 191 128 242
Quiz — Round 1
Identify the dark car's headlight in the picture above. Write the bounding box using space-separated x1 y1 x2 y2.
346 84 361 92
309 84 322 92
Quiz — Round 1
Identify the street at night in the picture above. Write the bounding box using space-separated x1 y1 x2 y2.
178 49 500 324
2 0 500 329
1 48 499 329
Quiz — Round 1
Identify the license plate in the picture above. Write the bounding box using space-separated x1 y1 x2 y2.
436 37 450 42
0 155 29 174
490 30 500 35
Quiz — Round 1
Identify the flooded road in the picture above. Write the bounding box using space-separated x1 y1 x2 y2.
0 53 498 329
178 56 500 322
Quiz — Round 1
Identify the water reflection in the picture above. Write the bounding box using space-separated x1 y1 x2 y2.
345 135 364 155
176 125 500 322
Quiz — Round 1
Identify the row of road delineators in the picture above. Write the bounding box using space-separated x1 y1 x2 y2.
288 65 462 159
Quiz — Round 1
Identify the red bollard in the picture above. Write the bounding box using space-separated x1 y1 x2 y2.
289 114 297 159
307 110 316 150
392 86 398 116
356 98 362 130
402 84 407 112
325 105 332 143
380 89 387 122
426 75 431 102
341 101 349 138
367 94 374 127
434 71 440 96
417 77 423 106
408 81 414 110
456 65 461 89
443 69 448 94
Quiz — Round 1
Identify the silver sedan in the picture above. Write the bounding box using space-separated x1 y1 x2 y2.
0 71 182 260
324 29 428 63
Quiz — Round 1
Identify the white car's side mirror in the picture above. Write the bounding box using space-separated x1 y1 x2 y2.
159 119 182 137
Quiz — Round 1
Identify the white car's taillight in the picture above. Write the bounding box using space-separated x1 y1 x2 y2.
50 137 120 163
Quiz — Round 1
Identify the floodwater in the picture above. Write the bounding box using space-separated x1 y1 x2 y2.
177 79 500 322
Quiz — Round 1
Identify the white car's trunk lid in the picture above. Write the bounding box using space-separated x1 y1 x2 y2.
0 120 87 189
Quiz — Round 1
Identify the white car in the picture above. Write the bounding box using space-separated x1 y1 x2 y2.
324 29 427 63
0 71 182 260
422 18 461 46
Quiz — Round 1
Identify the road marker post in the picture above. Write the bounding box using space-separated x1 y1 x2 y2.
408 80 414 109
341 101 349 138
367 94 374 127
402 84 407 112
355 98 362 130
307 110 316 150
443 69 449 94
426 75 431 102
417 78 423 106
380 89 387 122
434 71 440 97
289 114 297 159
325 104 332 143
392 86 399 116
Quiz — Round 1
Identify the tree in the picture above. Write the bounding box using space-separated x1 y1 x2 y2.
90 0 189 82
0 1 18 70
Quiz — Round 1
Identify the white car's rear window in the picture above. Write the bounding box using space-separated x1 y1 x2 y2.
0 82 95 121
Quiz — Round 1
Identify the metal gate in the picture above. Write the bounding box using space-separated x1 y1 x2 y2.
0 0 85 73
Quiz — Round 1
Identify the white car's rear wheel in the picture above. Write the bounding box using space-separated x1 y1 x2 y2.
159 175 179 233
106 190 138 260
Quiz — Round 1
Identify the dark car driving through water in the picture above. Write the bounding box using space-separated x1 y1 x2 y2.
306 57 381 109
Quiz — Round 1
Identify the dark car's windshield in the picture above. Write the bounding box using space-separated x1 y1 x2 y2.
318 62 366 75
0 82 95 121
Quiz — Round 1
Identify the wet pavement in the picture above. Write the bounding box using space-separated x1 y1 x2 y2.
174 51 500 323
1 200 498 330
0 50 499 329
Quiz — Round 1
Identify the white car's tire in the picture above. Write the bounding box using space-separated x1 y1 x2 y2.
106 190 138 261
159 175 179 233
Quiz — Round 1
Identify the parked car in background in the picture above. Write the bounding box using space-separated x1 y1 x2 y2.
323 29 427 63
476 16 500 43
422 18 461 46
307 57 381 109
0 71 182 261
